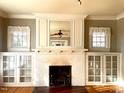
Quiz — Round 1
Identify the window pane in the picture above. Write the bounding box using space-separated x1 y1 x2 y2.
8 26 30 48
91 29 107 48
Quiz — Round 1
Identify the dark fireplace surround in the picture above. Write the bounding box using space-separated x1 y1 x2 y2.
49 66 71 87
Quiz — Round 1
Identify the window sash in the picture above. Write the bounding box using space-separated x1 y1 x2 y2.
7 26 30 51
89 27 111 50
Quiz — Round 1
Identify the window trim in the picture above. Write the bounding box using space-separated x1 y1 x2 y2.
7 26 30 52
89 27 111 52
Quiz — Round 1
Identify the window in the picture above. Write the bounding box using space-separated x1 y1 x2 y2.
8 26 30 51
89 27 111 51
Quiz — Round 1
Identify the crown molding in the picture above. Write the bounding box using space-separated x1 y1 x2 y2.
1 12 124 20
86 16 117 20
33 13 88 19
0 11 8 17
116 12 124 20
5 13 88 19
7 14 35 19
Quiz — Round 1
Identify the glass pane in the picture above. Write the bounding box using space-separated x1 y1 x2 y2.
113 62 117 68
26 69 31 77
10 62 14 70
88 69 94 75
95 62 100 68
25 77 31 82
112 69 117 75
106 76 112 82
95 56 100 61
12 30 28 48
92 31 106 47
3 77 8 82
9 77 14 82
112 76 117 82
27 61 31 68
20 77 25 82
88 62 94 68
106 69 111 75
9 56 15 62
95 69 100 75
20 69 26 76
95 76 100 82
3 70 9 76
88 56 94 61
9 70 14 76
20 57 26 68
106 62 111 68
3 63 9 70
88 76 94 82
112 56 117 61
106 56 111 61
3 56 7 61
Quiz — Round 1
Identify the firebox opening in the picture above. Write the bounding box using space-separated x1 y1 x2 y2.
49 66 71 87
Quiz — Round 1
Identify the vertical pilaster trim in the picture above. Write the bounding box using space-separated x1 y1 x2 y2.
36 18 40 48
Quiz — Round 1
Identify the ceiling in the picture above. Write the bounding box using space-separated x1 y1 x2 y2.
0 0 124 16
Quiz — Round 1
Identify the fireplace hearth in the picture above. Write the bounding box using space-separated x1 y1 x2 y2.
49 66 71 87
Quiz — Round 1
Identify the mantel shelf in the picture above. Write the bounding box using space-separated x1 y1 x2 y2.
32 48 88 54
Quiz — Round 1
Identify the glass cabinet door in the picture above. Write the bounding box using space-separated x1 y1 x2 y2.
88 56 102 83
2 56 16 83
105 55 118 83
19 55 32 82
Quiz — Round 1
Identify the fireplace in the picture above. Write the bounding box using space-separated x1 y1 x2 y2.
49 66 71 87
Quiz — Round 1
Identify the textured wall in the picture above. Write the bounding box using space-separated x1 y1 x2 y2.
84 19 117 52
3 18 36 51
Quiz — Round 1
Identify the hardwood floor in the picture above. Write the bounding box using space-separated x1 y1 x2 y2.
33 86 88 93
0 86 124 93
86 86 124 93
0 87 33 93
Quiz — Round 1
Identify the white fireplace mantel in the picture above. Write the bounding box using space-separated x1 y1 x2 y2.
32 47 88 54
35 13 87 49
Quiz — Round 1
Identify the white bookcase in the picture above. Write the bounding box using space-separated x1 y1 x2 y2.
86 52 121 85
0 52 34 86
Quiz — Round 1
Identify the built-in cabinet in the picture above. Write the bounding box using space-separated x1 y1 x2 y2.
86 52 121 85
87 55 102 83
0 53 34 86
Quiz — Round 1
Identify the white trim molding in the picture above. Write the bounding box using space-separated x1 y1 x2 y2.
116 12 124 20
86 16 117 20
34 13 87 20
1 11 124 20
7 14 35 19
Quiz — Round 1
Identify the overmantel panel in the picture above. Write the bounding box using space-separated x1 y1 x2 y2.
35 14 87 48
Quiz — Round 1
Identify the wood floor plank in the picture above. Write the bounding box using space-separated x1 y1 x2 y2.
0 86 124 93
0 87 33 93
